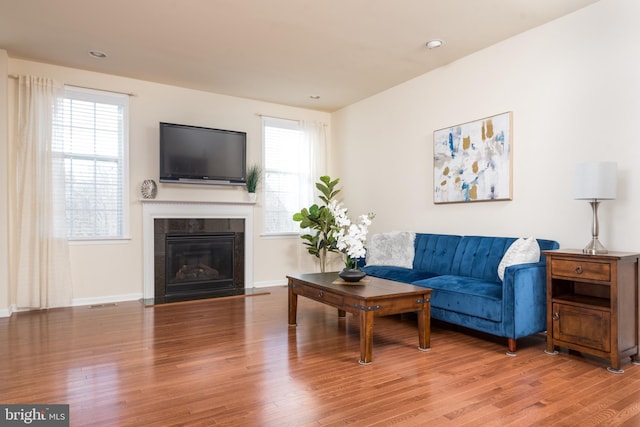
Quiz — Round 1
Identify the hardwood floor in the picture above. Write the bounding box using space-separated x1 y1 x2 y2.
2 285 640 426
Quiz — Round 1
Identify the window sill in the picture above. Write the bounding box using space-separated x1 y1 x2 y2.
69 237 132 246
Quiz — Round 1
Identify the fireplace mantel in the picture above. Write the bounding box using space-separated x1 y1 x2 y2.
141 199 254 299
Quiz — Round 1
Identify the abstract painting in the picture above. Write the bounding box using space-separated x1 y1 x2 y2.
433 112 512 204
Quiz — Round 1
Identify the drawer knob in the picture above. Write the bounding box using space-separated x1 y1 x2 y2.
319 291 324 298
575 265 583 274
553 312 560 321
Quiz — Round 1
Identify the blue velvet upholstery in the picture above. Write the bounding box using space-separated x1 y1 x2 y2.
450 236 515 283
362 233 560 351
362 266 438 283
415 275 503 321
412 234 461 275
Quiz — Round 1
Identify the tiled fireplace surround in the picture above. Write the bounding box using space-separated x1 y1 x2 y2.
142 200 254 302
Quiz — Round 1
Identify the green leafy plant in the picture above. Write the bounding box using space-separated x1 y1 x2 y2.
246 164 262 193
292 176 341 272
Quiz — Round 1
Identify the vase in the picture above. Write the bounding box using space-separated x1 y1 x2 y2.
141 179 157 199
338 268 366 282
248 192 257 203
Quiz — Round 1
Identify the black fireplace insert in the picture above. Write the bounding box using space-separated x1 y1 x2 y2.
153 218 245 303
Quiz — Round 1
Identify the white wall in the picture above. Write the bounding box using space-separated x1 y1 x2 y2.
4 0 639 311
4 60 329 309
331 0 640 253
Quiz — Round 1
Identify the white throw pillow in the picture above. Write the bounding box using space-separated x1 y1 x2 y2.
497 237 540 281
366 231 416 268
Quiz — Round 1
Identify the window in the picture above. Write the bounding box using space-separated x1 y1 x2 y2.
262 117 313 234
56 87 129 240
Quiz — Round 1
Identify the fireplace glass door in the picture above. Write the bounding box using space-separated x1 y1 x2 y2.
165 233 235 295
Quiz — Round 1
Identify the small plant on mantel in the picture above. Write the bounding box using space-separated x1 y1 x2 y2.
246 164 262 193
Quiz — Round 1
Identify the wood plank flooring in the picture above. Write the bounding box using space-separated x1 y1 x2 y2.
2 285 640 426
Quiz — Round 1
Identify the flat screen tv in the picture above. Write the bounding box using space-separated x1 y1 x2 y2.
159 122 247 185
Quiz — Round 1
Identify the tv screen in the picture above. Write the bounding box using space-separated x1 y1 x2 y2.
159 122 247 185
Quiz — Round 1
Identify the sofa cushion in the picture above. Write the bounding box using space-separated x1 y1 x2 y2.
414 275 503 322
497 237 540 281
366 231 416 268
449 236 517 283
362 265 438 283
412 233 461 275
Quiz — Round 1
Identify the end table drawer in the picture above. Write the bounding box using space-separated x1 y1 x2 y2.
551 259 611 281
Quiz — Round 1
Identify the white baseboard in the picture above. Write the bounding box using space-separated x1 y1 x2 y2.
72 284 282 306
0 295 145 316
71 285 283 307
72 293 143 307
0 305 14 318
251 279 287 289
1 285 285 315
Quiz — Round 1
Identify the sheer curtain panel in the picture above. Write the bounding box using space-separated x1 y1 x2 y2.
302 120 327 197
10 75 72 309
262 117 327 235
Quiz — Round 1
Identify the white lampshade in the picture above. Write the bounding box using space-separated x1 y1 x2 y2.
574 161 617 200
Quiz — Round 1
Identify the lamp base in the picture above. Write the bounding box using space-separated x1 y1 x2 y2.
583 238 608 255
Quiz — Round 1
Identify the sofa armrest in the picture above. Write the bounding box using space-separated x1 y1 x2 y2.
501 261 548 338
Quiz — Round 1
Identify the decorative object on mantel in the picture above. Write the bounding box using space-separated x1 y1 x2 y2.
246 163 262 202
574 161 617 254
329 199 375 283
433 111 513 203
141 179 158 199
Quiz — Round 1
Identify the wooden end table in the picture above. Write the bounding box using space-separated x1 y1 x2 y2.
287 272 432 364
543 249 640 373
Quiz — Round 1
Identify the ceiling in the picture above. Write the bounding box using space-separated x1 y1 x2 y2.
0 0 600 112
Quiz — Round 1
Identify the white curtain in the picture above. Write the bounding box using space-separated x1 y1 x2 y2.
301 120 327 200
10 75 72 309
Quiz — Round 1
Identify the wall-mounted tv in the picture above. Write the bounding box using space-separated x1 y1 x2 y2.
159 122 247 185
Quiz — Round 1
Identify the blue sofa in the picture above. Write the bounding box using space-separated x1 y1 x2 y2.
362 233 560 354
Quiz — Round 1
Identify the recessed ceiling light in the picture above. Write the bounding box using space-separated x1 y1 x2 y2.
309 95 321 100
89 50 107 58
426 39 444 49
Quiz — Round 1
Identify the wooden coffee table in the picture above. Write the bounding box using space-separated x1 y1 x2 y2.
287 272 432 364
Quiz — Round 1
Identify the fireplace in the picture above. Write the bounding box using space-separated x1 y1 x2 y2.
142 200 254 305
166 233 236 294
154 218 244 303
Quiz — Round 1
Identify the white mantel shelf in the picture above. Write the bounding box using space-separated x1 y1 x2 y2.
141 199 255 299
140 199 256 206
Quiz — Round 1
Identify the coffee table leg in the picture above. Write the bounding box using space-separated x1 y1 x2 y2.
417 300 431 351
418 305 431 351
288 281 297 326
359 309 374 364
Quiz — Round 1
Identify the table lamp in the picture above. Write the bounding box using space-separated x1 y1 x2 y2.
574 161 617 254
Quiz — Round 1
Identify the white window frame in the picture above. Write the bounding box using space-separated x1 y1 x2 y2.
262 116 314 236
58 86 130 242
